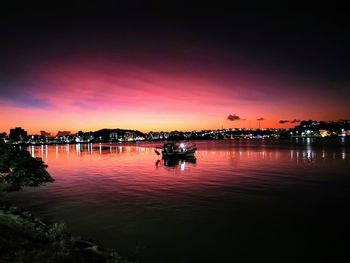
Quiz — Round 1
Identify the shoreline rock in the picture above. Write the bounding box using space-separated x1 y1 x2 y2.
0 201 130 263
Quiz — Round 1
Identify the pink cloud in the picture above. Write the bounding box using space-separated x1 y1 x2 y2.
1 56 349 134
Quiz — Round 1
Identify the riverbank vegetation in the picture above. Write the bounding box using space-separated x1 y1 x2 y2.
0 141 53 191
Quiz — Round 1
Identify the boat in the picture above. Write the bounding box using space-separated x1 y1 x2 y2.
154 142 197 157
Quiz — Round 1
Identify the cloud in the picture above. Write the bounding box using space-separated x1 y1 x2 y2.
0 79 51 109
279 120 290 124
227 114 241 121
257 118 264 121
279 119 301 124
0 93 51 109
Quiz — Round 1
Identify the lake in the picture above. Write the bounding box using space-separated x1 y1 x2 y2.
4 139 350 262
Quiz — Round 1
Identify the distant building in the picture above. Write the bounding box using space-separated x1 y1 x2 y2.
9 127 27 141
319 130 331 137
110 131 118 140
56 131 71 137
0 132 7 142
124 131 136 141
149 132 160 140
40 130 51 136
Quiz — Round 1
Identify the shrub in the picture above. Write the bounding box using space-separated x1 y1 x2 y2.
0 141 54 190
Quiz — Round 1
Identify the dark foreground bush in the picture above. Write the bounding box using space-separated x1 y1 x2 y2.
0 141 54 190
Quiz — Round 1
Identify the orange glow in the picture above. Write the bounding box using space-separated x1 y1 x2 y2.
1 58 348 135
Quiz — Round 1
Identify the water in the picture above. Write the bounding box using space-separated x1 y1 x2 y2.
4 140 350 262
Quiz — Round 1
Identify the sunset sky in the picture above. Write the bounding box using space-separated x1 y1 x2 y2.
0 4 349 134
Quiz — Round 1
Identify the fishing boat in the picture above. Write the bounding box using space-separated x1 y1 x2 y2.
154 142 197 157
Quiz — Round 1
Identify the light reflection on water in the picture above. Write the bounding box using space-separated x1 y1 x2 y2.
28 141 349 163
8 140 350 262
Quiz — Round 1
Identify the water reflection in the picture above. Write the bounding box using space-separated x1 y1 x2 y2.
9 141 350 263
27 142 349 164
155 157 197 171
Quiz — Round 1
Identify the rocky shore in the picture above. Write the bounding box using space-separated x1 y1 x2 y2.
0 202 130 263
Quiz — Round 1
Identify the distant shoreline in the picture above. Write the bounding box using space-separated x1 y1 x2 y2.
9 136 350 147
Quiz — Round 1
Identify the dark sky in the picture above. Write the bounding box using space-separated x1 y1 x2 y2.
0 4 349 132
1 4 349 75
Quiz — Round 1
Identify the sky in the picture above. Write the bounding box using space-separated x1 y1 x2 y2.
0 4 349 134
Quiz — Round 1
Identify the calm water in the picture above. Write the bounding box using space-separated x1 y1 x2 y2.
5 140 350 262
